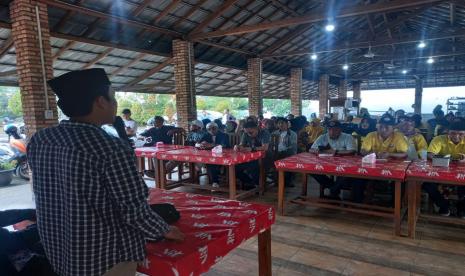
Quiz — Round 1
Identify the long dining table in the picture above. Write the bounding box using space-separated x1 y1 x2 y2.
275 153 411 236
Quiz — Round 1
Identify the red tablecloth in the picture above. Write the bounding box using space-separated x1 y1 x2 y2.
406 161 465 184
138 189 275 276
155 148 265 165
135 145 190 157
274 153 410 181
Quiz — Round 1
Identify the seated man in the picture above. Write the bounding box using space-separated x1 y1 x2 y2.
197 122 230 188
309 121 356 198
398 116 428 159
359 114 408 203
234 121 270 190
140 116 181 146
0 209 56 276
272 117 297 187
426 121 465 217
185 120 205 146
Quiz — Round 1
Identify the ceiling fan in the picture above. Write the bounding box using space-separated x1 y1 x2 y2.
363 45 376 58
383 61 398 70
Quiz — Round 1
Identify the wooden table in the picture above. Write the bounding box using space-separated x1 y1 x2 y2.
275 153 411 236
137 189 275 276
135 145 188 186
156 148 265 200
406 161 465 239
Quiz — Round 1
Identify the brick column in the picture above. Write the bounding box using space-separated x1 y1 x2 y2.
337 79 347 99
247 58 263 117
318 74 329 119
290 68 302 116
172 40 196 129
10 0 57 137
414 78 423 115
352 81 361 101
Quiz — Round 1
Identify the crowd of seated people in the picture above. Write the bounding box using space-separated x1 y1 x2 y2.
113 106 465 217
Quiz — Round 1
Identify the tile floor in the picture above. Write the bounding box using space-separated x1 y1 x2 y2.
2 176 465 276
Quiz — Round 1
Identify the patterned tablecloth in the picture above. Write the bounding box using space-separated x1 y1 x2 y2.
406 161 465 184
155 148 265 165
135 145 190 158
137 189 275 276
274 153 411 181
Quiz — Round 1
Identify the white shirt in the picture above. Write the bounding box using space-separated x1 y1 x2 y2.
311 133 355 151
123 119 137 133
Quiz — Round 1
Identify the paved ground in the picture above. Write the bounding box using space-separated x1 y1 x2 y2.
2 176 465 275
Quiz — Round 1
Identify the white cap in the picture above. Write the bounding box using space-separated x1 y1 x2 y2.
190 120 204 128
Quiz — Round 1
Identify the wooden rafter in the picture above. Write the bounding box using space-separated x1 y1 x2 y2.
110 53 146 76
131 0 154 17
0 37 13 59
39 0 182 38
53 0 84 32
191 0 445 40
260 24 310 56
263 27 465 59
172 0 209 29
123 58 173 89
81 48 113 69
52 41 76 61
153 0 182 24
187 0 239 38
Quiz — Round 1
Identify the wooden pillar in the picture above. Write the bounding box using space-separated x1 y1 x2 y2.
318 74 329 119
337 79 347 99
247 58 263 117
290 68 302 116
10 0 58 137
173 39 196 129
414 78 423 115
352 81 361 101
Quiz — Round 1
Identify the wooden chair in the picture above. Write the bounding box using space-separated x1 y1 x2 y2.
352 133 361 154
228 133 241 147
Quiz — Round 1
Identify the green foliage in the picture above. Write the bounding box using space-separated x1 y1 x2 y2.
0 160 17 171
264 99 291 117
116 93 177 124
8 91 23 117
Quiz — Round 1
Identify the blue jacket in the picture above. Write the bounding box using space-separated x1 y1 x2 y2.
200 131 230 148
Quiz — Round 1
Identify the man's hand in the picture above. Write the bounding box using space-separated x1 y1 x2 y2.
458 153 465 163
164 226 185 242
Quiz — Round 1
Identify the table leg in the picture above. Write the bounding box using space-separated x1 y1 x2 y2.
259 158 265 195
228 165 237 200
278 170 285 216
151 158 160 188
408 181 419 239
158 160 166 190
394 181 401 236
137 157 145 176
258 229 272 276
301 173 308 196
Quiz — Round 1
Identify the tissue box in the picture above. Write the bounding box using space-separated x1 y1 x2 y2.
432 155 450 167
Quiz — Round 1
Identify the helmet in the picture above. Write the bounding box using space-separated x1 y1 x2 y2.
4 124 19 138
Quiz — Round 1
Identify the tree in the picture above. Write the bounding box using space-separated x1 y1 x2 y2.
8 91 23 117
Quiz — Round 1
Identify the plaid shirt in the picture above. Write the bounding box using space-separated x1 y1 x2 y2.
27 121 170 276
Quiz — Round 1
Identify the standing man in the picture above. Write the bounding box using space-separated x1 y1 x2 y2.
222 109 235 124
28 69 184 276
121 109 137 137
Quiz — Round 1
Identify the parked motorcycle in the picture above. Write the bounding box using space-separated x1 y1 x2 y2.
2 124 29 180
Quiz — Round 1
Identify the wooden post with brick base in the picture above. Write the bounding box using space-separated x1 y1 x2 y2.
290 68 302 116
247 58 263 117
10 0 58 137
318 74 329 119
173 40 197 130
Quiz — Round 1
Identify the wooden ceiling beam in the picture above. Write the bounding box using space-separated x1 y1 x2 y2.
190 0 445 39
81 48 113 69
39 0 182 38
450 2 456 26
52 41 76 61
53 0 84 32
152 0 182 24
263 28 465 58
0 37 13 59
172 0 209 29
131 0 154 17
123 58 172 88
110 52 146 76
187 0 239 38
261 24 310 55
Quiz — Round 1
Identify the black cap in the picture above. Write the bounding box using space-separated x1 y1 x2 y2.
449 121 465 131
327 120 342 128
379 114 396 126
48 68 111 99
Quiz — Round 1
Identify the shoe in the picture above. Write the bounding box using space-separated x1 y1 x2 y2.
212 182 220 189
144 170 155 178
439 208 450 217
